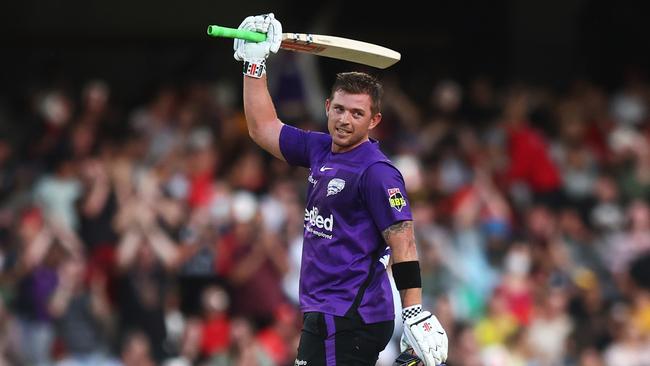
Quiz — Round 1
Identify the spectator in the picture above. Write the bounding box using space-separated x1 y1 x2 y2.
198 285 231 359
568 270 614 354
162 317 202 366
114 198 179 362
33 153 82 232
49 257 116 366
474 290 519 347
208 316 275 366
603 307 650 366
497 86 563 208
606 200 650 277
589 174 626 235
222 192 289 328
118 330 156 366
496 244 535 326
525 288 574 365
11 208 82 365
256 303 300 366
0 295 21 365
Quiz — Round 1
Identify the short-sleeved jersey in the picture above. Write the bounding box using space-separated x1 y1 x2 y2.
279 124 412 323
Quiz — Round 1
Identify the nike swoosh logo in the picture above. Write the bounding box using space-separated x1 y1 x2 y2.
319 166 334 172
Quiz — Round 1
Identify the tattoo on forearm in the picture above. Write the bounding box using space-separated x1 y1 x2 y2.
382 221 413 242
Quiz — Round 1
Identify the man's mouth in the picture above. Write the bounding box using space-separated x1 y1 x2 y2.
336 127 351 135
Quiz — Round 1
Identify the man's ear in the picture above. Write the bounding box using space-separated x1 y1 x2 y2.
369 112 382 130
325 98 330 117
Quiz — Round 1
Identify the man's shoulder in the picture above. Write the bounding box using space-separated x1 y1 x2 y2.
310 130 332 144
280 125 331 168
364 144 395 167
307 130 332 157
364 160 401 178
289 125 331 147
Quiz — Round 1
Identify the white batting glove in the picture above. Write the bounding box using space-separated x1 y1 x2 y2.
233 13 282 78
400 305 448 366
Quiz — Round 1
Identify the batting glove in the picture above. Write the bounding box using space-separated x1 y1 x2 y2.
394 351 424 366
400 305 448 366
233 13 282 78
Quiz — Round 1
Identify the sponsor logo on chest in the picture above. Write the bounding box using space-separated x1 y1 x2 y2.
304 206 334 231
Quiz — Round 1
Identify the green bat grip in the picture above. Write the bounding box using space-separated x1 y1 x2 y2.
206 25 267 42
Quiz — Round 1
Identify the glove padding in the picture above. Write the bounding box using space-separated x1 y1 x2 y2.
401 311 448 366
233 13 282 63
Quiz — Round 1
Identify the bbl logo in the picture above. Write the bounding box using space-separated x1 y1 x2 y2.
388 188 406 212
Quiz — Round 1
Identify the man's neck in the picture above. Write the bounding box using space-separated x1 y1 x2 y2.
331 138 370 154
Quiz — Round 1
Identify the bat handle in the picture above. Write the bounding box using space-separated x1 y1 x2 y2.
206 25 267 42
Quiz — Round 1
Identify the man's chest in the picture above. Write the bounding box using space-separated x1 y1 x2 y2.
307 157 363 200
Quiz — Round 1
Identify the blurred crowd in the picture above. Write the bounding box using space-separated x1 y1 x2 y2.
0 58 649 366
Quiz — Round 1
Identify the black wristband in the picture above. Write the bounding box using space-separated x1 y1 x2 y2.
391 261 421 290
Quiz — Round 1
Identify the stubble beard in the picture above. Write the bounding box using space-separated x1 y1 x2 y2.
331 132 365 153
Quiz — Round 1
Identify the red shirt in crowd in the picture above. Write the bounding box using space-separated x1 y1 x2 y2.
504 123 561 193
200 314 231 356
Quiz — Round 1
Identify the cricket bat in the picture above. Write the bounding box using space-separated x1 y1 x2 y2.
207 25 401 69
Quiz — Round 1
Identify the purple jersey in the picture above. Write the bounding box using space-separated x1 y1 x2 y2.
279 125 412 323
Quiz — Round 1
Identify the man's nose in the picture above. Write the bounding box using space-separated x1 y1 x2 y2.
338 112 351 123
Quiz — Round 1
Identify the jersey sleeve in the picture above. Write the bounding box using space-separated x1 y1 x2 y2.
360 162 413 232
279 124 312 168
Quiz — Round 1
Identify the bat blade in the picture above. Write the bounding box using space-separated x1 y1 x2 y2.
206 25 401 69
280 33 401 69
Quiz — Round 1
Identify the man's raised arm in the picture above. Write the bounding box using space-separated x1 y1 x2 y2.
233 14 285 160
243 76 284 160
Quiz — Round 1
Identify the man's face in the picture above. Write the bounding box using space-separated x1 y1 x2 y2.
326 90 382 153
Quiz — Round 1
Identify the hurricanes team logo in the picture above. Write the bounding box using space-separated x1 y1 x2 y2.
327 178 346 196
388 188 406 212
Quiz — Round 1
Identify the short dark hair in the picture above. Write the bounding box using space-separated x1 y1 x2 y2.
330 72 383 115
